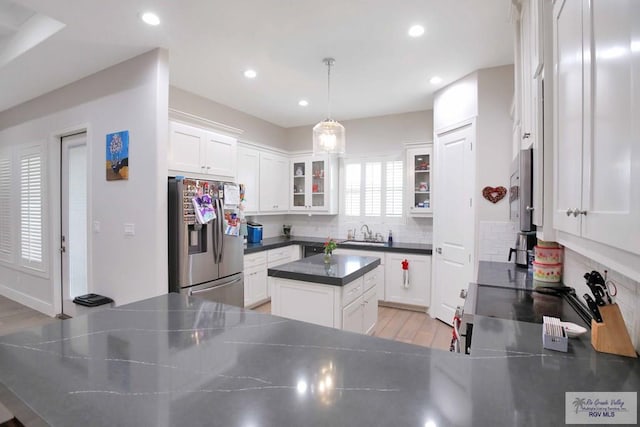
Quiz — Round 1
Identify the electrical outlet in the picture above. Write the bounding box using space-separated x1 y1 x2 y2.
124 223 135 237
93 221 101 233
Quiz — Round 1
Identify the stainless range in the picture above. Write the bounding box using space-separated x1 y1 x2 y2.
453 262 592 354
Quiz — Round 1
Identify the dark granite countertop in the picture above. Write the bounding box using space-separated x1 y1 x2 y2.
244 235 432 255
267 253 381 286
476 260 537 289
1 294 638 427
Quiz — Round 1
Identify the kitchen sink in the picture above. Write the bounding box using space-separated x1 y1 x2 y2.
341 240 386 246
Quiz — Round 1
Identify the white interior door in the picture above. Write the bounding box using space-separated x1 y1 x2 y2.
431 122 475 323
61 132 88 315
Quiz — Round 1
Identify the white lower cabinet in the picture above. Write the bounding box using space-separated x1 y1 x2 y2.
271 267 379 334
342 297 364 333
244 252 268 307
244 268 268 307
362 287 378 335
385 254 431 307
333 249 385 301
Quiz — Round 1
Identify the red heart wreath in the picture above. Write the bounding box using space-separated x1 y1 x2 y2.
482 186 507 204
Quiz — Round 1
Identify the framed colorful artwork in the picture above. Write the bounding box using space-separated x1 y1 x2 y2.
106 130 129 181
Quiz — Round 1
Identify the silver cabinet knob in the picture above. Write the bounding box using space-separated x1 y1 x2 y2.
522 132 531 139
206 166 211 170
578 210 587 216
526 206 535 211
572 209 581 217
460 289 468 299
436 247 442 254
566 208 574 217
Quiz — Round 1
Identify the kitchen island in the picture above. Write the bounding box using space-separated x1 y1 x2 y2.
0 293 639 426
268 254 381 333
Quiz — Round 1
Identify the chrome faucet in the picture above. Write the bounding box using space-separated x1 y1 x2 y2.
360 224 373 241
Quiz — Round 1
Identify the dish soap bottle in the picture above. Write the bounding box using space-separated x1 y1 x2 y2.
388 230 393 245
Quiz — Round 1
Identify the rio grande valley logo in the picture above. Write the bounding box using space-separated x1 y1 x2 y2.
567 392 637 424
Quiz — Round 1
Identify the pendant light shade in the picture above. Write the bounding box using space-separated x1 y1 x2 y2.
313 58 345 154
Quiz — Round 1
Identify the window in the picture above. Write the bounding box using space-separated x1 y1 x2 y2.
364 162 381 216
386 161 403 217
19 146 44 269
0 154 11 262
343 157 403 218
344 163 361 216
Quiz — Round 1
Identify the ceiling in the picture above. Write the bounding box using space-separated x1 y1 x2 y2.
0 0 514 128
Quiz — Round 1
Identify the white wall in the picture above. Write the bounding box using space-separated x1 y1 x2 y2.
169 86 288 150
286 110 433 155
0 49 169 315
433 73 478 131
476 65 514 224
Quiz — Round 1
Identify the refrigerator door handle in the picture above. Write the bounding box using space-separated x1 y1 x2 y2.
211 207 218 263
217 198 224 263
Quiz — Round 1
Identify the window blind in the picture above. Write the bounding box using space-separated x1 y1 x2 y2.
344 163 361 216
364 162 381 217
0 156 11 262
20 148 43 267
385 161 403 217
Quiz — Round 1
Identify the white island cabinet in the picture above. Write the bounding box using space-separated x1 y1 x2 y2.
269 255 380 334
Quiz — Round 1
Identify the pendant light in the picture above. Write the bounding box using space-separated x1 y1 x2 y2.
313 58 346 154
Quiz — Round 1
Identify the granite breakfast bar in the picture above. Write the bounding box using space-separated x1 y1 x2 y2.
268 253 381 333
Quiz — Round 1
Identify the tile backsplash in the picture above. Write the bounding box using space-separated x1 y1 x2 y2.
248 214 432 244
477 221 517 262
562 248 640 354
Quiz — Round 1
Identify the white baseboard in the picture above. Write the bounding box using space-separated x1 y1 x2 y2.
0 285 56 317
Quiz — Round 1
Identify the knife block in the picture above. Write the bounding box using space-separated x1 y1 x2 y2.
590 304 637 358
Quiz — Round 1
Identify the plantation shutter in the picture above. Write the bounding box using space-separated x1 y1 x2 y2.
0 155 11 262
364 162 381 217
385 160 403 217
344 163 361 216
20 147 43 268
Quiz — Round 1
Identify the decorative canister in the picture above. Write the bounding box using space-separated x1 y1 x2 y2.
532 261 562 283
534 245 564 264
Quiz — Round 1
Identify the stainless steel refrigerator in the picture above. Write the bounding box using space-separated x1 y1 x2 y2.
168 177 244 306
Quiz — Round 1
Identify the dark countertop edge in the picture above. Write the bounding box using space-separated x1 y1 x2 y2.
245 236 432 255
268 258 381 287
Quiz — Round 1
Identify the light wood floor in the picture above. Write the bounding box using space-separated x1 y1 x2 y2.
0 295 55 337
253 302 453 351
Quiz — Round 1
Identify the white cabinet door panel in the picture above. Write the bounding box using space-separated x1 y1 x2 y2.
581 0 640 254
553 0 584 236
342 297 363 333
272 280 336 328
203 132 236 178
237 146 260 213
386 254 431 307
363 287 378 335
169 122 203 174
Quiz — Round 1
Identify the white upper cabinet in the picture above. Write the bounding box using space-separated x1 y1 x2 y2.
406 145 433 216
169 121 237 179
290 155 338 214
237 145 260 214
553 0 640 255
259 151 289 213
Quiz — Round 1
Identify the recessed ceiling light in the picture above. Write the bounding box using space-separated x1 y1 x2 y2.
408 25 425 38
244 69 257 79
298 100 309 107
430 76 443 84
141 12 160 26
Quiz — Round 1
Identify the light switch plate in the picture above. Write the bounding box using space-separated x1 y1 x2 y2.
93 221 101 233
124 223 135 236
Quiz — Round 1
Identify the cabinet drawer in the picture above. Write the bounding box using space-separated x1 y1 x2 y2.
363 267 379 292
342 276 364 307
244 252 267 269
267 247 293 267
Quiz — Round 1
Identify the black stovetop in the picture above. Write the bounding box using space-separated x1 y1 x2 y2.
474 284 589 327
472 262 591 327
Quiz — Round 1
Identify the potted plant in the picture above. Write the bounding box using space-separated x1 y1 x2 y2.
323 238 337 263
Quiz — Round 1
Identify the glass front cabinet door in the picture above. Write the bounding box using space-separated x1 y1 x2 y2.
406 145 433 216
290 155 338 214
